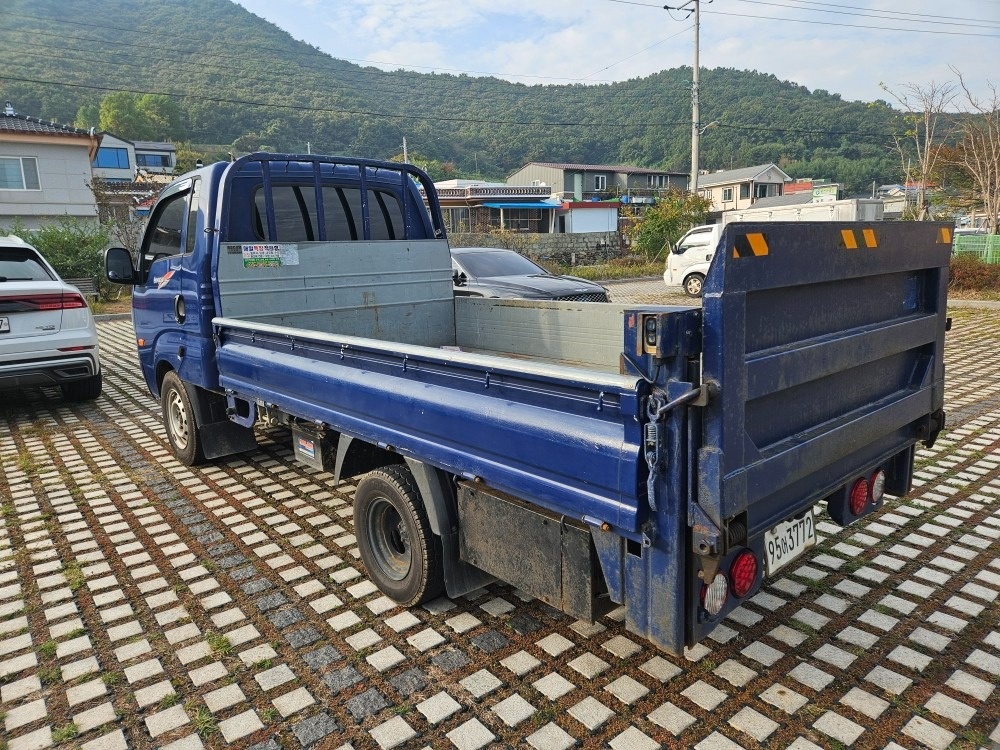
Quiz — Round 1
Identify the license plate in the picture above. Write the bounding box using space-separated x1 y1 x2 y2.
0 317 8 333
764 510 816 576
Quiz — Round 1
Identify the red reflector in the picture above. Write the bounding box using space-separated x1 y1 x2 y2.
850 478 869 515
730 550 758 598
58 346 94 352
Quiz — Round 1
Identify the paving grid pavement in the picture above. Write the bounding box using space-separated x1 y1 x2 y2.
0 291 997 750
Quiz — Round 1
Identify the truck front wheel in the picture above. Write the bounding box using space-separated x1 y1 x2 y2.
684 273 705 297
355 465 444 606
161 371 205 466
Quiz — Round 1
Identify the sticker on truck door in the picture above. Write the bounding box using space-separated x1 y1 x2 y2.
239 244 300 268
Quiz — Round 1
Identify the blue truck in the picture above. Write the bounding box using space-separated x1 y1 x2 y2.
106 153 950 653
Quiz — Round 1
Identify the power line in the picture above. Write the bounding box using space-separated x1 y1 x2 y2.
585 24 694 79
702 7 1000 36
1 74 695 129
2 74 900 142
764 0 1000 26
732 0 1000 30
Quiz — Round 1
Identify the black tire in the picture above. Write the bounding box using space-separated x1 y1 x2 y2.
62 371 102 401
160 371 205 465
683 273 705 297
354 464 444 606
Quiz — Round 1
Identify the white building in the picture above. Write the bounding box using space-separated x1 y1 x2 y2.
0 101 100 229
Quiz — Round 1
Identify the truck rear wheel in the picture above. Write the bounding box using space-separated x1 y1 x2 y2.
684 273 705 297
355 465 444 606
161 371 205 466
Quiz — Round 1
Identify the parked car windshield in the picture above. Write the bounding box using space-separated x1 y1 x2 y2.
457 249 546 278
0 247 55 282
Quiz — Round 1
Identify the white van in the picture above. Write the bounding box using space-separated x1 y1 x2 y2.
663 224 721 297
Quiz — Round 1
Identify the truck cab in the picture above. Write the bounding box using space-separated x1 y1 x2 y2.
663 224 720 297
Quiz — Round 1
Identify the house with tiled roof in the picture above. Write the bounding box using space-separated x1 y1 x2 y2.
0 101 101 229
696 163 791 213
508 162 688 203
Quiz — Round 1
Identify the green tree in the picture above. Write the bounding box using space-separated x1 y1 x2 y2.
137 94 183 140
98 92 150 139
74 103 100 130
624 191 713 258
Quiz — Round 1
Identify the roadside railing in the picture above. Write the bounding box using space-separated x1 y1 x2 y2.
953 234 1000 264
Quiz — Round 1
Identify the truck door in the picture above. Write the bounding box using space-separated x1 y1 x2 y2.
132 178 208 392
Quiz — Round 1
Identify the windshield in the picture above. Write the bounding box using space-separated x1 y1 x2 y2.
456 250 547 278
674 229 715 254
0 247 55 281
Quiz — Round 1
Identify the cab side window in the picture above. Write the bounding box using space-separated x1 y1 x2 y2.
142 190 189 276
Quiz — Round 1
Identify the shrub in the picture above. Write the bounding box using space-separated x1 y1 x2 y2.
5 217 111 300
949 254 1000 292
6 217 108 281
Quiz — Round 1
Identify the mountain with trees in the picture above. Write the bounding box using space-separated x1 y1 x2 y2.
3 0 913 192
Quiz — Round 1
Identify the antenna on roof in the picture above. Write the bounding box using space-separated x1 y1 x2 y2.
3 101 14 116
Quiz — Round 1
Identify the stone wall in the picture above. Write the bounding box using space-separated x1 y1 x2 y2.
449 231 623 266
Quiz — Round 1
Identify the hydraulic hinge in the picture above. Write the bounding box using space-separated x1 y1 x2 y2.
644 395 667 512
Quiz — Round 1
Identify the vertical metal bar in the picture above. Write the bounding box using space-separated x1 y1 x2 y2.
312 158 326 242
261 158 277 242
358 164 371 241
400 166 412 239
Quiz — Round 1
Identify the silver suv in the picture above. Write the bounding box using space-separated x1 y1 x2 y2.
0 235 102 400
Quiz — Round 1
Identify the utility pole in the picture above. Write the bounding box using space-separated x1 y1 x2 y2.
690 0 701 194
664 1 705 193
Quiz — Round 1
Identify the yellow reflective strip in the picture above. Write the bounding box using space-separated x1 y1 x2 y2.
938 227 952 244
862 229 878 248
746 232 769 256
841 229 858 249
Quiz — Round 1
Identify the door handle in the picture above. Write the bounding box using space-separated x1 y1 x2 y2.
174 295 186 323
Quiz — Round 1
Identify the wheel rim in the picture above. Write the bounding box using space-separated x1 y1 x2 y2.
166 388 189 451
687 276 703 295
366 497 411 581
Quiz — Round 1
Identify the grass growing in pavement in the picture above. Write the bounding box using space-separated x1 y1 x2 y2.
37 640 58 659
52 724 78 743
206 631 233 656
38 667 60 686
159 693 182 709
63 561 85 592
193 706 217 737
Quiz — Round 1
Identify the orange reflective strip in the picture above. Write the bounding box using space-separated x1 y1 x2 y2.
937 227 952 244
746 232 769 256
862 229 878 248
841 229 858 249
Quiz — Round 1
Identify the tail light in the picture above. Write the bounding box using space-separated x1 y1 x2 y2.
730 550 758 598
0 292 87 311
701 572 728 616
849 478 869 516
870 469 886 505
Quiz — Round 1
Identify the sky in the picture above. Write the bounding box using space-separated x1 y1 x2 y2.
233 0 1000 107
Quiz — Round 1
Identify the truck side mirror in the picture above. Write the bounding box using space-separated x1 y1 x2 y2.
105 247 138 285
453 270 467 287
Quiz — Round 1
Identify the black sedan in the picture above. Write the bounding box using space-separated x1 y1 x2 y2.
450 247 609 302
